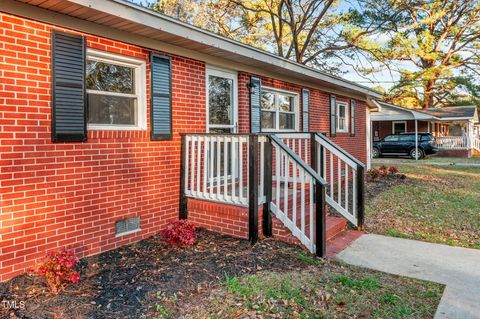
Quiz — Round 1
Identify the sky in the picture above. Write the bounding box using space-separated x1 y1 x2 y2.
128 0 401 91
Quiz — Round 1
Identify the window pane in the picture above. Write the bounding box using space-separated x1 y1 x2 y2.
261 111 275 129
278 94 294 112
399 135 415 141
88 94 136 125
261 91 275 110
86 61 134 94
337 104 346 131
209 128 232 134
279 113 295 129
394 123 406 134
384 135 399 142
208 75 233 126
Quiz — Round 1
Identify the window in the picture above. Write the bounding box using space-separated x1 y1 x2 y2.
86 49 146 130
384 135 399 142
393 121 407 134
261 88 298 131
399 135 415 142
206 67 237 133
336 102 349 133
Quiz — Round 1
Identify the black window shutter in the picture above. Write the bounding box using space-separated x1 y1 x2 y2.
350 99 355 137
150 54 172 140
302 89 310 132
250 76 262 133
51 30 86 142
330 94 337 137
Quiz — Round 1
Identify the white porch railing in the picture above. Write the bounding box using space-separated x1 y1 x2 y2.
269 136 326 254
276 133 365 227
474 137 480 151
181 132 364 256
435 136 468 149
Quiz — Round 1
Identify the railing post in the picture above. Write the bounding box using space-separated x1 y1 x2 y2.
248 134 259 245
356 165 365 230
262 136 273 237
315 182 326 257
179 134 188 219
310 133 317 174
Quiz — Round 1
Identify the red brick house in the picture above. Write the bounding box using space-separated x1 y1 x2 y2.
0 0 382 282
371 101 480 157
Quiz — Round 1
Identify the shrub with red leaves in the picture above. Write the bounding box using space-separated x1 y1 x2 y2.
388 165 399 174
367 168 380 181
37 249 80 294
160 220 196 247
378 165 389 177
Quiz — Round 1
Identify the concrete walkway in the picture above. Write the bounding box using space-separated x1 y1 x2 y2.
336 234 480 319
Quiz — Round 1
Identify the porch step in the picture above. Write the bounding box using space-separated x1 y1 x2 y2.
326 229 363 258
326 216 348 241
270 215 347 246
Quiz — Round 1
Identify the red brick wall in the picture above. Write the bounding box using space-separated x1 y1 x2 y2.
0 12 369 281
372 120 429 140
0 13 206 282
238 73 368 164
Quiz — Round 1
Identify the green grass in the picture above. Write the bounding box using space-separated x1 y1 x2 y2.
423 156 480 164
367 164 480 248
186 262 443 319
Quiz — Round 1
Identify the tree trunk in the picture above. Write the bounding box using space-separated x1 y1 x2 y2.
423 79 436 109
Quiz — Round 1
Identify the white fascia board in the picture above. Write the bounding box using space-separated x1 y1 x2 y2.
435 117 472 121
68 0 382 99
375 101 439 121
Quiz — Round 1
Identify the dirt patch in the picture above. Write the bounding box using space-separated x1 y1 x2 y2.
0 229 310 319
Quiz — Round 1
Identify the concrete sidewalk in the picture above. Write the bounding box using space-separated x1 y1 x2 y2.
336 234 480 319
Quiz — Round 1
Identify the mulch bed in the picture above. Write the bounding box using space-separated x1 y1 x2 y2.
365 173 408 202
0 229 311 319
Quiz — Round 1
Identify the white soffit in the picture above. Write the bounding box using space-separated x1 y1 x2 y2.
7 0 382 100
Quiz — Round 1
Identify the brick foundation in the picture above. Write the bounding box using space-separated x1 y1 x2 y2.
437 149 472 158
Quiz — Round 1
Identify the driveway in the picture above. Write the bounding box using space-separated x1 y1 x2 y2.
372 157 480 167
337 234 480 319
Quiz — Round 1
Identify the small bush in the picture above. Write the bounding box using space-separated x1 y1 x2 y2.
367 168 380 180
379 165 389 177
388 166 399 174
37 249 80 294
161 220 196 247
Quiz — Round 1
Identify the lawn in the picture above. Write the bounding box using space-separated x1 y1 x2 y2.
366 164 480 249
186 258 442 319
0 229 443 319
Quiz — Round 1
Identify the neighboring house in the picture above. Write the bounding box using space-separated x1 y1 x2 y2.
371 101 480 157
0 0 381 282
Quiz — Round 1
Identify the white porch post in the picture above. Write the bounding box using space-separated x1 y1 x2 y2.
366 109 372 169
415 119 418 160
467 120 473 150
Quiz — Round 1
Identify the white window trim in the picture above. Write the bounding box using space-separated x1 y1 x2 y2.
86 48 147 131
261 86 299 132
392 121 407 134
206 65 238 133
336 101 349 133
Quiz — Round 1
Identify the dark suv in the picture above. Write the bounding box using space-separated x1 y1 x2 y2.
373 133 437 159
